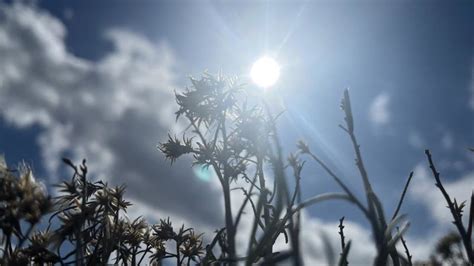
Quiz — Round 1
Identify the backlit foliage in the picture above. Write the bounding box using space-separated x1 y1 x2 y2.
0 73 472 265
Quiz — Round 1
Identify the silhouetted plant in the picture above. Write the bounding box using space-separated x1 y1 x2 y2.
434 232 468 265
2 72 474 265
0 155 202 265
0 156 54 265
424 150 474 264
160 73 359 265
160 73 292 264
296 89 413 266
414 231 471 266
338 216 350 266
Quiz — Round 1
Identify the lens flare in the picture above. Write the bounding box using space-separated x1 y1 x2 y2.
250 56 280 89
193 165 212 182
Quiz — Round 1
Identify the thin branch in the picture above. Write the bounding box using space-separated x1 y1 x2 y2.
391 172 414 221
467 192 473 241
341 90 397 266
338 217 348 266
425 149 474 263
307 151 369 218
398 227 412 266
234 184 265 231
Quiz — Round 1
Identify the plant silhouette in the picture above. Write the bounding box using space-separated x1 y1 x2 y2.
0 73 472 265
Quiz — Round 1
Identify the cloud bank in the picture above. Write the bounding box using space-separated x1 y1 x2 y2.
0 2 223 228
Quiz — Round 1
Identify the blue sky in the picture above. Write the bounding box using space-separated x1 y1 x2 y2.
0 0 473 263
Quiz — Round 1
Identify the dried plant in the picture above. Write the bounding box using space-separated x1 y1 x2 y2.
160 74 420 265
1 72 473 265
0 155 202 265
295 89 414 266
424 150 474 264
0 156 53 265
160 73 291 264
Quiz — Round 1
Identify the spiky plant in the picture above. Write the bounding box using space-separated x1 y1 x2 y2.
2 72 473 265
160 73 309 264
0 156 53 265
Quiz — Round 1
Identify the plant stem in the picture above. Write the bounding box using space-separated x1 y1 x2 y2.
257 158 272 259
338 217 348 266
188 116 236 263
425 150 474 263
391 172 414 221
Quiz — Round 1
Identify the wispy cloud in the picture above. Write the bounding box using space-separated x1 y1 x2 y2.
441 132 454 150
369 92 391 127
408 131 425 150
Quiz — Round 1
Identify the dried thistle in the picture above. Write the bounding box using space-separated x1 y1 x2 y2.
159 134 195 164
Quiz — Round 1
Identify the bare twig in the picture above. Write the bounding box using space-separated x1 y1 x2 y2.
391 172 414 221
425 149 474 263
306 151 369 218
398 227 412 266
467 192 473 242
338 216 349 266
340 90 400 266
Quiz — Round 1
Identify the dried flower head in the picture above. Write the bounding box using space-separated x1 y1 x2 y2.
180 230 204 259
159 134 194 164
153 217 176 240
296 140 310 154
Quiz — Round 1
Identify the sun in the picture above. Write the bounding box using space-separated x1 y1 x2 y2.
250 56 280 89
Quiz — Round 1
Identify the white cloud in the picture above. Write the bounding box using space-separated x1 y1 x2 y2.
0 2 223 228
369 92 391 126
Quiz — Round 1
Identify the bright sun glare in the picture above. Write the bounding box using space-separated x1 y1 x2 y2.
250 56 280 89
